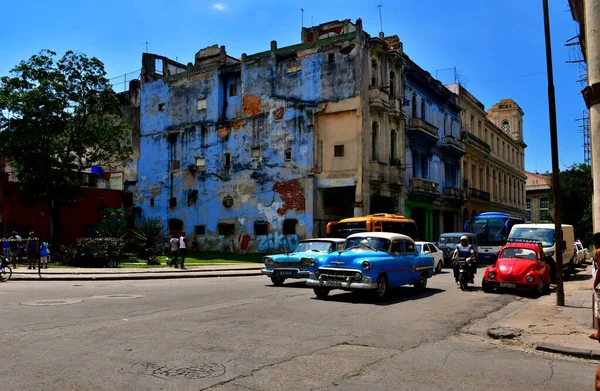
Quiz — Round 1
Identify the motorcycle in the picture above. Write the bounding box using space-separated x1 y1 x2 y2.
456 257 475 291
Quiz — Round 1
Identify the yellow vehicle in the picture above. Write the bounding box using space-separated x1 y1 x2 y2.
326 214 419 240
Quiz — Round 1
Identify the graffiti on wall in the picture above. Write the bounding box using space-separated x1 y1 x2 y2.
193 232 301 253
256 233 300 252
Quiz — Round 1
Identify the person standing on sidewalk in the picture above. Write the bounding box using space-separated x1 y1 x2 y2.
26 231 39 270
8 231 19 268
169 234 179 267
590 232 600 340
39 238 49 269
178 232 189 270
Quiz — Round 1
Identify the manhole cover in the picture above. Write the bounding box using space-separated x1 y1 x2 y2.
91 294 145 300
121 362 226 380
487 327 523 339
21 298 83 306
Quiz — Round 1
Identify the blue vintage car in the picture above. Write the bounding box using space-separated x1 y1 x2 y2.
306 232 435 300
261 238 345 285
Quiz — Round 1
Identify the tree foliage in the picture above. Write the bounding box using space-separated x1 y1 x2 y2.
548 163 592 241
0 50 133 245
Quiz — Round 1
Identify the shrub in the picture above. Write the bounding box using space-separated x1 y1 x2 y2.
94 208 128 239
133 218 166 259
63 238 125 268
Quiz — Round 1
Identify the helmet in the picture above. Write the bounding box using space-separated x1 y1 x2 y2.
460 235 468 241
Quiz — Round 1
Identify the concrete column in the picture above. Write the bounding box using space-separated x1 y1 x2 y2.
587 0 600 231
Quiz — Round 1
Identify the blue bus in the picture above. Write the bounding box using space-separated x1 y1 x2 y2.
463 212 525 262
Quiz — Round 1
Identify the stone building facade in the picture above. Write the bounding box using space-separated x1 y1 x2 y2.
525 171 551 223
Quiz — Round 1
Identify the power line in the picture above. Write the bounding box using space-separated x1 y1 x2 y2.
474 65 578 85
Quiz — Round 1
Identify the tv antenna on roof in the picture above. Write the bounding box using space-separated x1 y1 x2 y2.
301 8 304 28
377 4 384 33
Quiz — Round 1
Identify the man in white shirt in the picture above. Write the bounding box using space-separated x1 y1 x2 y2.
169 234 179 267
178 233 189 270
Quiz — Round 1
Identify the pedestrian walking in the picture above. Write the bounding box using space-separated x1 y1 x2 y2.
39 238 49 269
169 233 179 267
590 232 600 340
2 234 9 257
16 231 23 265
26 231 39 270
178 232 189 270
8 231 19 268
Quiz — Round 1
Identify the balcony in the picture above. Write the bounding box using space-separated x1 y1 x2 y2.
468 187 490 202
441 135 466 158
442 187 465 207
406 117 439 146
408 177 440 201
369 161 387 183
462 131 491 155
388 166 404 186
369 88 389 110
389 98 405 119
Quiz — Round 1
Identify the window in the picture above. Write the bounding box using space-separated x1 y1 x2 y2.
195 157 206 171
155 58 163 75
470 115 474 132
283 219 297 235
478 120 482 135
197 99 207 111
251 146 262 160
390 241 402 254
200 125 208 146
390 130 397 160
389 72 395 97
327 52 335 64
371 122 379 161
158 103 165 111
169 197 177 208
526 211 532 222
194 225 206 235
217 223 235 236
187 190 198 206
411 95 417 118
254 221 269 236
540 210 549 221
150 198 155 207
224 153 231 168
501 120 510 133
171 160 180 171
421 100 426 120
334 145 345 157
229 83 237 97
540 198 548 209
284 148 292 161
526 198 531 209
443 115 448 136
371 59 378 87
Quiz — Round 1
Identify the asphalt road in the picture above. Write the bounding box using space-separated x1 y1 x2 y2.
0 268 596 390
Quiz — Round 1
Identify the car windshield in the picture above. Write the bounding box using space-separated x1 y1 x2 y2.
439 236 461 244
500 247 537 260
416 244 422 252
294 241 333 253
509 228 555 247
343 237 390 252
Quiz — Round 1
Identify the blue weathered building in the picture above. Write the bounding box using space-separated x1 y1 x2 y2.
403 56 466 241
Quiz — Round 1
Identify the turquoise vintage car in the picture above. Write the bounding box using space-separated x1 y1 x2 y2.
306 232 435 300
261 238 345 285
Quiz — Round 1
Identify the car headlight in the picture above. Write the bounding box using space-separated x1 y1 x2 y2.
264 257 273 266
300 258 311 266
488 271 496 279
314 269 321 278
526 275 535 283
362 261 371 270
546 250 555 257
354 272 363 281
309 258 317 267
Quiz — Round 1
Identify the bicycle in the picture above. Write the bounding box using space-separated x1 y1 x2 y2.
0 256 12 282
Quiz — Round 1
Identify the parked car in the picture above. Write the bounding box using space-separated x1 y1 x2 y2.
437 232 478 266
306 232 434 301
416 241 444 274
574 240 586 266
261 238 345 285
481 239 551 296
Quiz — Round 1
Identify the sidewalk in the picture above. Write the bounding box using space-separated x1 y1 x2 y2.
466 263 600 360
8 263 264 281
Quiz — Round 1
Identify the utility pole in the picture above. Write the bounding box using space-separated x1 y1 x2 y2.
542 0 564 306
301 8 304 28
377 4 384 33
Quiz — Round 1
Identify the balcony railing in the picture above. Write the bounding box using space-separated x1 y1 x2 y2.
461 131 491 154
369 88 389 110
389 98 405 118
443 187 465 199
408 177 440 199
441 135 466 155
407 117 439 140
468 187 490 201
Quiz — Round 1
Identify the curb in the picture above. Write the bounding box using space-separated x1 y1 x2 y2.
9 271 264 281
536 343 600 360
11 266 263 275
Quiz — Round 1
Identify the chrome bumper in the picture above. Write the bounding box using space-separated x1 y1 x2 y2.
306 277 377 290
261 268 310 277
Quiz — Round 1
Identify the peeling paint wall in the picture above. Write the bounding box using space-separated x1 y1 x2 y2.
135 31 361 252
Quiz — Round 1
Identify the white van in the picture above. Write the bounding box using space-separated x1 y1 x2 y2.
508 223 575 278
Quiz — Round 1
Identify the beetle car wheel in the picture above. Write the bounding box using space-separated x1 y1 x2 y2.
482 281 492 293
313 287 330 299
413 272 428 290
375 275 388 299
536 280 544 296
270 277 286 286
436 261 443 274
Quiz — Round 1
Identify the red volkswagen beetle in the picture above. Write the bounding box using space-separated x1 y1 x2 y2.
482 240 550 296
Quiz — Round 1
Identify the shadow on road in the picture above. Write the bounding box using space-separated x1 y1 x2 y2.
310 287 445 305
264 281 310 289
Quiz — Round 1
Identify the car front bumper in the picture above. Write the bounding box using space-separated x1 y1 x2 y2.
306 277 377 290
261 268 310 278
482 279 537 290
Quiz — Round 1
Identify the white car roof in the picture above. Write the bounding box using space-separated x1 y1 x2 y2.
346 232 414 242
301 238 345 243
415 241 433 245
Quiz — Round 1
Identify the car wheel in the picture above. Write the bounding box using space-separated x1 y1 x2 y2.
413 271 428 291
313 287 330 299
436 260 443 274
543 278 550 294
271 277 286 286
374 275 388 300
569 259 576 275
482 280 492 293
535 279 544 297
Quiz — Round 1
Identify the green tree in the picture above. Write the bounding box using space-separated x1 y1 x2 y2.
0 50 133 247
549 163 592 240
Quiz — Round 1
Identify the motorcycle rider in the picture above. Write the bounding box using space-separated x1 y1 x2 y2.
451 235 476 284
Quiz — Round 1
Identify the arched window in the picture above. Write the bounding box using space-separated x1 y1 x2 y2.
421 99 426 121
371 59 378 87
372 121 379 161
389 71 395 97
501 120 510 134
411 95 417 118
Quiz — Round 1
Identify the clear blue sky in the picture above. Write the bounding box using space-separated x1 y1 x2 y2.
0 0 587 173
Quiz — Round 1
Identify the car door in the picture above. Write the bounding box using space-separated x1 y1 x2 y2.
388 240 404 286
429 243 442 266
399 240 417 285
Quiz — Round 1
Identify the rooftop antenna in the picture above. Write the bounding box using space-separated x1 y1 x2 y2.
377 4 384 33
301 8 304 28
311 15 314 26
